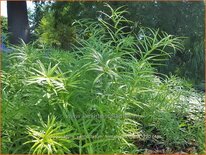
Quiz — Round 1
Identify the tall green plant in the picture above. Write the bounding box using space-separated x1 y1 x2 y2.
2 4 205 154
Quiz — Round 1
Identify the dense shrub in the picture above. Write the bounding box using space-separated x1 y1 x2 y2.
2 4 205 154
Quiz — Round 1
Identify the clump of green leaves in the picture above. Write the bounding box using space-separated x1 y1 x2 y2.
2 4 205 154
24 115 76 154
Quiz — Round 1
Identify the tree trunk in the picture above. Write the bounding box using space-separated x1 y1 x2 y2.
7 1 30 44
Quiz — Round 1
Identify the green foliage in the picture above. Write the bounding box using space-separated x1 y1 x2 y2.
123 1 205 82
2 4 205 154
1 16 9 46
32 1 204 82
35 2 89 49
25 115 76 154
36 11 76 49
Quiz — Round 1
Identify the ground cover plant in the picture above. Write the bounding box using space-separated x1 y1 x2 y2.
2 4 205 154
